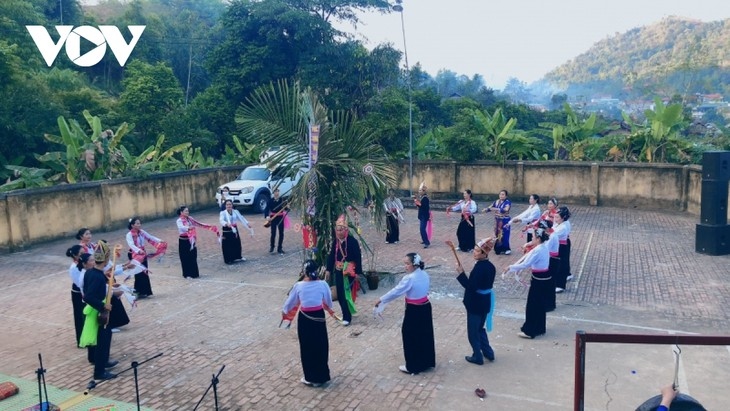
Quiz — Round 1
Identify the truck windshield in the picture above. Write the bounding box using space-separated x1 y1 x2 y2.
238 167 270 181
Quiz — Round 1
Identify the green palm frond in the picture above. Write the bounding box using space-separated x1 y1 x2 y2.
236 79 397 265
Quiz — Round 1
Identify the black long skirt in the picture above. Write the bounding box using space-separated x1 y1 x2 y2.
128 253 153 297
178 238 199 278
385 214 400 243
71 287 85 346
108 296 130 329
546 257 560 312
555 244 570 289
403 302 436 373
456 216 475 251
221 228 242 264
298 309 330 384
521 274 551 337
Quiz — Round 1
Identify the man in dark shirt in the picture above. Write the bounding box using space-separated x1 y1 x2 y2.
415 183 431 248
83 241 118 380
264 188 289 254
455 237 497 365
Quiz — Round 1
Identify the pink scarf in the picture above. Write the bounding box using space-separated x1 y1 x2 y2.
181 216 220 249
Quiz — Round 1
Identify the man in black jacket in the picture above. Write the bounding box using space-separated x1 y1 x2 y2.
83 241 118 380
415 182 430 248
265 188 289 254
455 237 497 365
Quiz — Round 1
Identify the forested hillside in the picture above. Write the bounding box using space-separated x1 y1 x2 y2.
544 17 730 99
0 2 728 192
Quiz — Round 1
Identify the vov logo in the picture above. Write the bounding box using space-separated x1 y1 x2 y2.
26 25 146 67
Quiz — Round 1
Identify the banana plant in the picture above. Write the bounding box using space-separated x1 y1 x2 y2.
181 146 216 169
539 103 598 160
219 135 261 165
642 97 686 163
471 108 517 162
40 110 132 182
0 165 52 191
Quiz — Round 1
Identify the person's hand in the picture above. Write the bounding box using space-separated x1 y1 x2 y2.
456 262 463 274
374 299 381 307
104 303 112 311
660 384 678 407
324 271 330 282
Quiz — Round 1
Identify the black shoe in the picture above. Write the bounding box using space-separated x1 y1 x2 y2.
269 247 275 253
465 356 484 365
105 360 119 369
93 371 117 381
483 351 495 362
278 249 285 255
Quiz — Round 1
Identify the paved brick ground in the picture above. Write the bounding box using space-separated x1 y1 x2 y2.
1 203 729 410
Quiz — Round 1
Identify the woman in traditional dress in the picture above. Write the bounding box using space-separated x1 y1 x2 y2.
375 252 436 374
455 237 497 365
126 216 164 298
504 227 551 339
506 194 542 243
219 199 254 264
76 228 95 255
67 245 86 347
485 190 512 255
384 189 405 244
282 260 333 387
176 205 218 278
553 206 572 293
448 189 477 252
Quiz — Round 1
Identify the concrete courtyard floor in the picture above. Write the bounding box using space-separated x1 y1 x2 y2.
1 203 729 410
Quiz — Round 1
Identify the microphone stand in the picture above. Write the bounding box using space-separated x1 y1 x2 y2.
34 353 57 411
85 352 163 411
193 365 226 411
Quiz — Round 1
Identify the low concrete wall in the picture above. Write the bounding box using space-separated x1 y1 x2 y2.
401 161 706 210
0 166 245 252
0 160 721 252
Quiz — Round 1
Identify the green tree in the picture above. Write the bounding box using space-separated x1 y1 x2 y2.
235 79 397 264
119 61 184 150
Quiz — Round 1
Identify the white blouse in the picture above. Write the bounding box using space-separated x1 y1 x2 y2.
379 268 430 304
282 280 333 313
507 243 550 272
219 209 251 234
450 200 478 214
126 229 162 254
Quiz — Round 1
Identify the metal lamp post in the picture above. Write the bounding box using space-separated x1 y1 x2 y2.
393 0 413 197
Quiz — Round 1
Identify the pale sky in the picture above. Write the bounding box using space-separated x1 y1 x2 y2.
336 0 730 90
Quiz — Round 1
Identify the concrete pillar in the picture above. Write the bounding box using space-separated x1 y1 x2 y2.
590 163 599 206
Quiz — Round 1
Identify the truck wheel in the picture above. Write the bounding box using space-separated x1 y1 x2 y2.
254 192 270 213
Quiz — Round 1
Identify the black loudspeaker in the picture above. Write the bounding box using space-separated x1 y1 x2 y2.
702 151 730 180
700 179 729 225
695 224 730 255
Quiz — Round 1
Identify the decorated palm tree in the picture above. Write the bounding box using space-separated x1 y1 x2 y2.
235 79 397 265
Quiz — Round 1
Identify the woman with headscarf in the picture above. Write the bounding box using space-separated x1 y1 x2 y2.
375 252 436 374
455 237 497 365
485 190 512 255
282 260 333 387
504 227 551 339
126 216 165 298
219 200 254 264
176 205 219 278
448 189 477 252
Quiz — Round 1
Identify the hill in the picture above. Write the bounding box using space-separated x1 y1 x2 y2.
543 17 730 100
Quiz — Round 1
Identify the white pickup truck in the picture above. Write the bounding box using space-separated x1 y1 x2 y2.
215 164 306 213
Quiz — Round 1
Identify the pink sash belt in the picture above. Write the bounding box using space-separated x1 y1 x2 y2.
405 296 429 305
301 305 323 312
